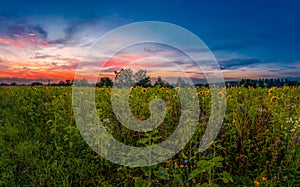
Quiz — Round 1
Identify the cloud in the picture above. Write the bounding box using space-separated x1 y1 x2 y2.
32 25 48 40
47 18 91 45
0 77 55 84
218 57 263 70
0 15 48 40
144 47 163 53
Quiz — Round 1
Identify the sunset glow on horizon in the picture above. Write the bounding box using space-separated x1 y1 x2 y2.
1 1 300 84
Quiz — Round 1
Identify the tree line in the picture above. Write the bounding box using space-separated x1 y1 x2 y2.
1 69 299 87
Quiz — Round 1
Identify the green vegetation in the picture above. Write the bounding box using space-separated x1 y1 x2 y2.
0 86 299 186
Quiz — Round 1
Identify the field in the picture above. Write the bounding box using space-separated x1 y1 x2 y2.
0 86 299 186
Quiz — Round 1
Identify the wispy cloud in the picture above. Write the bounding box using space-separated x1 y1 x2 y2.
218 57 263 70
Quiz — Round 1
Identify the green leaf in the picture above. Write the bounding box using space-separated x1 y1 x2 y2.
188 169 202 181
134 177 151 187
151 136 162 141
221 177 229 183
174 174 184 186
222 171 233 183
138 138 149 144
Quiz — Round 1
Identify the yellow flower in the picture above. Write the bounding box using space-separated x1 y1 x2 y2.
271 96 279 102
217 91 225 99
268 87 275 95
204 90 210 97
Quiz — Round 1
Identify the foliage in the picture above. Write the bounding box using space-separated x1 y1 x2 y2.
0 85 299 186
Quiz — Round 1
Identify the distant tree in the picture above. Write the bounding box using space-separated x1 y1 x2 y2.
0 83 9 86
175 77 190 87
96 77 113 87
58 81 65 86
31 82 43 86
65 79 71 86
72 79 89 86
134 70 152 88
154 77 172 88
114 69 134 87
81 79 90 86
10 82 17 86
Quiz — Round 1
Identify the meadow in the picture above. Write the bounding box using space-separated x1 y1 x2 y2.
0 85 299 186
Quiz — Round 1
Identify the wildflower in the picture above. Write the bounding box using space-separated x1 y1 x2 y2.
205 90 210 96
262 177 267 181
165 167 169 171
174 164 178 169
254 180 260 186
271 96 279 102
217 91 225 99
166 159 171 164
180 164 185 169
142 88 147 93
160 170 165 174
268 87 275 95
184 159 188 164
173 159 177 163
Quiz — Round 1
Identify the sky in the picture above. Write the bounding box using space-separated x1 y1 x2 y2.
0 0 300 84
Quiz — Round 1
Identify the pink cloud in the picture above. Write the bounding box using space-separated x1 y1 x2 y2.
0 35 49 50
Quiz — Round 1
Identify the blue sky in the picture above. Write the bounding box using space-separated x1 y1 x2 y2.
0 0 299 83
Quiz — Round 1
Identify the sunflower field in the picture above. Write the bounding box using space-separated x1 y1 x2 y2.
0 86 299 186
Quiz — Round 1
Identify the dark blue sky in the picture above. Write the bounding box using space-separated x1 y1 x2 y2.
0 0 300 82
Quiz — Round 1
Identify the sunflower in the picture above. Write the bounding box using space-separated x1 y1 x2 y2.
217 91 225 99
204 90 210 97
142 88 147 93
268 87 276 95
271 96 279 102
